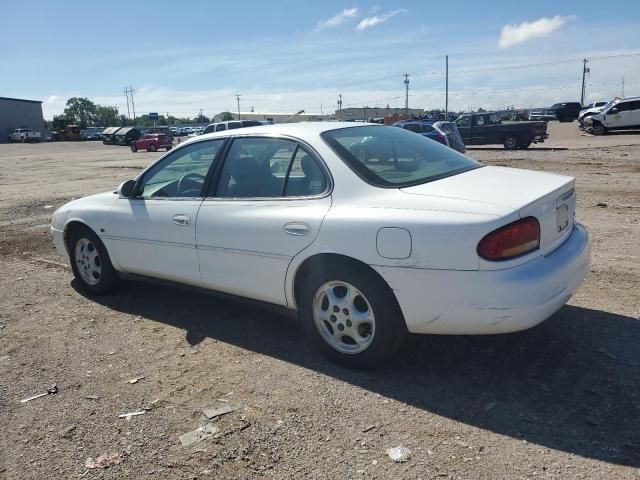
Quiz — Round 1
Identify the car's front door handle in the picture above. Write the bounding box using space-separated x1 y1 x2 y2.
172 214 191 226
284 222 311 236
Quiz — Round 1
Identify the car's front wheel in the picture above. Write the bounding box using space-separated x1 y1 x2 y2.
131 144 137 152
149 144 157 152
68 226 118 294
299 263 407 369
592 124 607 136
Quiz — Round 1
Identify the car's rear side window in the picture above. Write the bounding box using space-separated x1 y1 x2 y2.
322 125 480 188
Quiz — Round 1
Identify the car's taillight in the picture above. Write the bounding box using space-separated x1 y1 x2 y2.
477 217 540 261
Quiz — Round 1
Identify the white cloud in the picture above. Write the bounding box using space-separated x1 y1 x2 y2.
356 9 407 31
499 15 572 48
316 7 358 30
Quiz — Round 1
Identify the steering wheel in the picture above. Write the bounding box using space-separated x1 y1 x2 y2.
177 173 206 195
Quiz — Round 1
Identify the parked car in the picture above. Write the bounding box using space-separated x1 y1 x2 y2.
82 129 103 141
8 128 41 143
578 101 613 128
455 112 548 149
392 120 465 153
147 127 174 141
583 96 640 135
131 134 173 152
529 102 582 122
202 120 262 134
51 123 589 368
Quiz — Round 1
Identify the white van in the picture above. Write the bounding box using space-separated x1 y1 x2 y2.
587 96 640 135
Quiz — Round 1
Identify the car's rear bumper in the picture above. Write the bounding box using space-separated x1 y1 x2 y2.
373 223 590 335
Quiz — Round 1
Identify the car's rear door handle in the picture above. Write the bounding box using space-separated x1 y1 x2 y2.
172 214 191 226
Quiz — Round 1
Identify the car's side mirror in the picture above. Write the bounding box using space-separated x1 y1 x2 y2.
117 179 138 198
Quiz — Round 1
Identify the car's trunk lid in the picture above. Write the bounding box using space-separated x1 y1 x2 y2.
401 166 576 258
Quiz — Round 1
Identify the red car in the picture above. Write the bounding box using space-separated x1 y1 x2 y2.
131 134 173 152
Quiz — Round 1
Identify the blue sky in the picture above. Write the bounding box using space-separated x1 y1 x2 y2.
1 0 639 118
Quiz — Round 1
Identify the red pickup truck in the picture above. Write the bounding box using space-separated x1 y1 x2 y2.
131 134 173 152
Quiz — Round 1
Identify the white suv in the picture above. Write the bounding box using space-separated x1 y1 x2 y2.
586 97 640 135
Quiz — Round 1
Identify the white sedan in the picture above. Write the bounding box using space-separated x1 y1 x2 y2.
51 122 590 368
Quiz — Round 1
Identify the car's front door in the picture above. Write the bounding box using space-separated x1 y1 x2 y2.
455 116 472 144
196 136 332 305
106 139 225 285
605 102 632 127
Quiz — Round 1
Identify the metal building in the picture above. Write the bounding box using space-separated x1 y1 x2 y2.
0 97 46 143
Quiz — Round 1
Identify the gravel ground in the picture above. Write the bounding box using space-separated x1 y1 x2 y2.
0 123 639 479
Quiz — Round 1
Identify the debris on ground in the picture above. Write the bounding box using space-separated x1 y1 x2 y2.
362 425 377 433
127 376 145 384
178 424 220 446
118 410 146 419
85 395 99 400
203 404 237 419
595 202 608 208
59 425 76 438
20 385 58 403
386 446 412 463
85 452 124 469
33 257 70 270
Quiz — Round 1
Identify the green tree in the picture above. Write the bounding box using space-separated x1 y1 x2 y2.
218 111 234 121
94 105 119 127
63 97 97 129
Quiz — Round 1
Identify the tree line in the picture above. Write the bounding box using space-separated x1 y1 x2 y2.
48 97 235 129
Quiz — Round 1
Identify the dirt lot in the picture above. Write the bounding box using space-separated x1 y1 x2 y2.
1 123 639 479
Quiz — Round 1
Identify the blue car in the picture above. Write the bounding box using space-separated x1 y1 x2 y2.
392 120 466 153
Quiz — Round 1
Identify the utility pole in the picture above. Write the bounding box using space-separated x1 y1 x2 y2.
235 94 241 120
129 86 136 124
445 55 449 119
337 94 342 120
580 59 589 106
199 109 204 123
404 73 410 115
622 77 625 97
123 88 131 124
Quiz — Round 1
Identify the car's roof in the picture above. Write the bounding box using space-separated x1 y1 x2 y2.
183 121 382 145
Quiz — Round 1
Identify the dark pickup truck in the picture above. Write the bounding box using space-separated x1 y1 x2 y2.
454 112 548 149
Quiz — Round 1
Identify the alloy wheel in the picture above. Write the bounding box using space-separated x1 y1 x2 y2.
312 281 375 354
75 237 102 285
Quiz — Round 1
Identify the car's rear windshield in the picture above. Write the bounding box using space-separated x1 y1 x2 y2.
321 125 480 188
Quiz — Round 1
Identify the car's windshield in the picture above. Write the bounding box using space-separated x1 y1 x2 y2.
321 125 480 188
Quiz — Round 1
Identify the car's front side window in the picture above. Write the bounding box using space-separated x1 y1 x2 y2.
138 140 224 198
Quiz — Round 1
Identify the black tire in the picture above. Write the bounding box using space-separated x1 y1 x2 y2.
131 144 137 152
299 263 407 369
67 225 118 294
166 146 172 151
519 140 532 149
503 134 519 150
149 144 157 152
592 124 607 136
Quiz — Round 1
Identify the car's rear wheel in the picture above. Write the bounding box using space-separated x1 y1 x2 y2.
149 144 157 152
519 140 532 149
299 263 407 369
166 146 172 151
131 144 137 152
503 134 519 150
68 226 118 294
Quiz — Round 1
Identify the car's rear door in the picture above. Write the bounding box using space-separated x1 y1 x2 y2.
106 139 225 285
196 136 332 306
